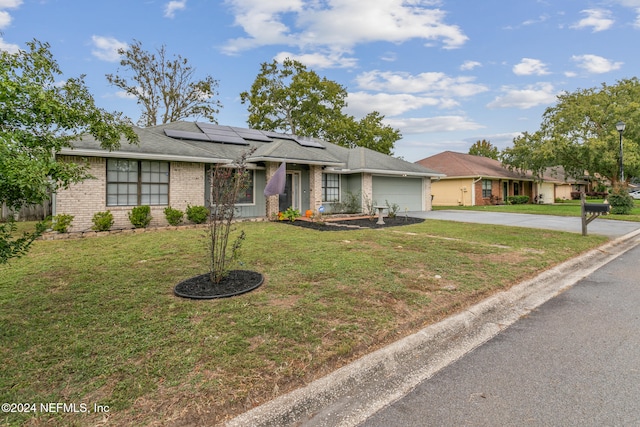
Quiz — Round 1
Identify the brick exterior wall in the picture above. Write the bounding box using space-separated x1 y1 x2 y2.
55 156 204 231
309 165 323 212
169 162 205 212
474 179 499 206
361 173 373 210
264 162 279 219
423 178 433 211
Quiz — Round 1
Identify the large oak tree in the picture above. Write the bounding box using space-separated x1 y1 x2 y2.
501 78 640 186
1 40 137 262
240 58 400 155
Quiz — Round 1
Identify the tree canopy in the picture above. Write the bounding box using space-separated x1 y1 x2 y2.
501 78 640 186
106 40 222 127
469 139 499 159
240 58 400 155
1 39 137 262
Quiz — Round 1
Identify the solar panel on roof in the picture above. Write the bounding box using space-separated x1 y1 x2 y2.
231 127 273 142
295 136 325 149
164 129 211 142
196 122 224 131
195 123 250 145
204 130 249 145
263 131 296 141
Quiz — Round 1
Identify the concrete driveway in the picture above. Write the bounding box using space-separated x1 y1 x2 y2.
408 210 640 238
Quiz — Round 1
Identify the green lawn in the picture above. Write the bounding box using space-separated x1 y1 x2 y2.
0 220 607 425
434 199 640 221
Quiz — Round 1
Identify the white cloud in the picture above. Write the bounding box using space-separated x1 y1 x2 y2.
380 51 397 62
0 0 23 7
164 0 187 18
571 54 623 73
0 10 10 27
346 91 443 117
613 1 640 28
487 83 557 109
354 70 489 98
91 36 128 62
513 58 550 76
386 116 484 134
460 60 481 71
115 90 138 100
0 0 21 29
0 37 19 53
222 0 468 57
571 9 614 32
521 15 549 26
274 51 358 69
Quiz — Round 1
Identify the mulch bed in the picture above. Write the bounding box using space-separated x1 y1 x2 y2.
284 216 425 231
174 270 264 299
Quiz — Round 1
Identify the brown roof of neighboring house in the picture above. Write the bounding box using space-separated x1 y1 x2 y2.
416 151 533 180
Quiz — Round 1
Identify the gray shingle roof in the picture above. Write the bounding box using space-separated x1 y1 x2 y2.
61 121 443 177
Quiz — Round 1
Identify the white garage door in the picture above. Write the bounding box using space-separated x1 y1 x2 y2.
372 176 423 211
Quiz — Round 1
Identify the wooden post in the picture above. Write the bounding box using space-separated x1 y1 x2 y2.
580 192 610 236
581 192 587 236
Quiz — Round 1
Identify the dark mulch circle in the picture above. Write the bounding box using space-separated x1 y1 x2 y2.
174 270 264 299
284 216 425 231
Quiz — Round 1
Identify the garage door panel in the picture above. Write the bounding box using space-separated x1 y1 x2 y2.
372 176 423 211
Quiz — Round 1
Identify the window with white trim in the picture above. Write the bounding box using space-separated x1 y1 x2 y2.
322 173 340 202
107 159 169 206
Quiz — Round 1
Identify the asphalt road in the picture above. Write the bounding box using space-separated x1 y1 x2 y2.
362 241 640 426
408 210 640 238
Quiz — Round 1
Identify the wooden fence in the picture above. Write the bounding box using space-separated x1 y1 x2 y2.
1 201 51 221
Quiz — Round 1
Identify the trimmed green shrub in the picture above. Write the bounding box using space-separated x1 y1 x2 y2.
506 195 530 205
164 206 184 226
128 205 152 228
280 206 301 222
186 204 209 224
91 211 114 231
52 214 74 233
608 189 634 215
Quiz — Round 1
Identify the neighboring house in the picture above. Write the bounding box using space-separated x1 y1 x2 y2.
416 151 537 206
540 166 580 201
55 121 443 231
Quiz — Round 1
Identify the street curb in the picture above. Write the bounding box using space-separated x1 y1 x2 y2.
225 229 640 427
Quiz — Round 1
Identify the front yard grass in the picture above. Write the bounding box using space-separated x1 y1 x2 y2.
0 220 607 426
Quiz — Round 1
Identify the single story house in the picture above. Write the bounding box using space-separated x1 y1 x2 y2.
416 151 574 206
55 121 444 231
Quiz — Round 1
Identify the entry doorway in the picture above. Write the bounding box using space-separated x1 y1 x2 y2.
279 172 301 212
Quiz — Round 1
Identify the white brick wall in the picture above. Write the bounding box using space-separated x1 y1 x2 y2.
309 165 323 212
55 156 205 231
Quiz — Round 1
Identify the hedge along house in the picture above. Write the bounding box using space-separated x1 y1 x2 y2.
54 121 443 231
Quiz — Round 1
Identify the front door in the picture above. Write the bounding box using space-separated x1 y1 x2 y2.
279 172 300 212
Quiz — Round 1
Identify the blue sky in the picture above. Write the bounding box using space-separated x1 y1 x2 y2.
2 0 639 162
